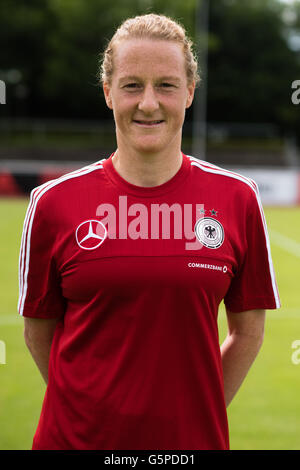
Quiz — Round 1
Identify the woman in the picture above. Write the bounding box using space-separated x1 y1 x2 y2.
19 13 280 450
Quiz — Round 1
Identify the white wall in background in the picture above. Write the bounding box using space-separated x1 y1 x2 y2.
230 168 299 206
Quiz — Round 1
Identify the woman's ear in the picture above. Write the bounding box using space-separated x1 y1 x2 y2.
186 80 195 109
103 82 113 109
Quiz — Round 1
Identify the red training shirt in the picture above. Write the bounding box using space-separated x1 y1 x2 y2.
18 153 280 450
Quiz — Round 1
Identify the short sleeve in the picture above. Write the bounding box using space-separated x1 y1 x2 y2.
18 187 66 319
224 185 280 313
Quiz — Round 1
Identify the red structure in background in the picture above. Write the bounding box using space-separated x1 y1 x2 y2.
0 164 80 196
0 172 23 196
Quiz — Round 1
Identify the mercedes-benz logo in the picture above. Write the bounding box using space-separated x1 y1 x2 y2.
75 219 107 250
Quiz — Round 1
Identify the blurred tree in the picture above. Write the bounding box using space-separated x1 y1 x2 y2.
0 0 56 117
207 0 300 133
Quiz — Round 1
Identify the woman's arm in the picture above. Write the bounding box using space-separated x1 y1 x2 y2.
24 317 60 385
220 308 266 407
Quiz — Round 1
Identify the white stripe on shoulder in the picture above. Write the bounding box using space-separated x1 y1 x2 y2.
251 187 281 308
18 160 105 316
187 155 280 308
187 155 258 193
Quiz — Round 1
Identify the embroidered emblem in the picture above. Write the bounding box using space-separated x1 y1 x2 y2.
194 217 224 249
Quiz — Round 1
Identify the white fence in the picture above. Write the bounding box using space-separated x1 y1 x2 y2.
230 168 300 206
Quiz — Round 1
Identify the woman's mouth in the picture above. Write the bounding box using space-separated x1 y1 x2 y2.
133 120 164 127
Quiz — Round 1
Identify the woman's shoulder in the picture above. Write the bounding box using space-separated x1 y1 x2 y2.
186 154 259 199
29 159 107 208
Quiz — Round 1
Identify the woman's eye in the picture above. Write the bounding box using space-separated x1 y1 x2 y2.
124 83 140 89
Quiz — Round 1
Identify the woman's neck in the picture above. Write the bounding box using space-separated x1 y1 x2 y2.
111 148 183 188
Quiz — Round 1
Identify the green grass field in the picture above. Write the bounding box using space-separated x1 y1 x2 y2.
0 198 299 450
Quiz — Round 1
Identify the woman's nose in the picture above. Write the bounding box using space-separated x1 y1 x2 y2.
138 85 159 113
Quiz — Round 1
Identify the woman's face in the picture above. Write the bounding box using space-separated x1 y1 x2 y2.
103 38 195 156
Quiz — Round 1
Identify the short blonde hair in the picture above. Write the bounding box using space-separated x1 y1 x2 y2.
100 13 200 86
